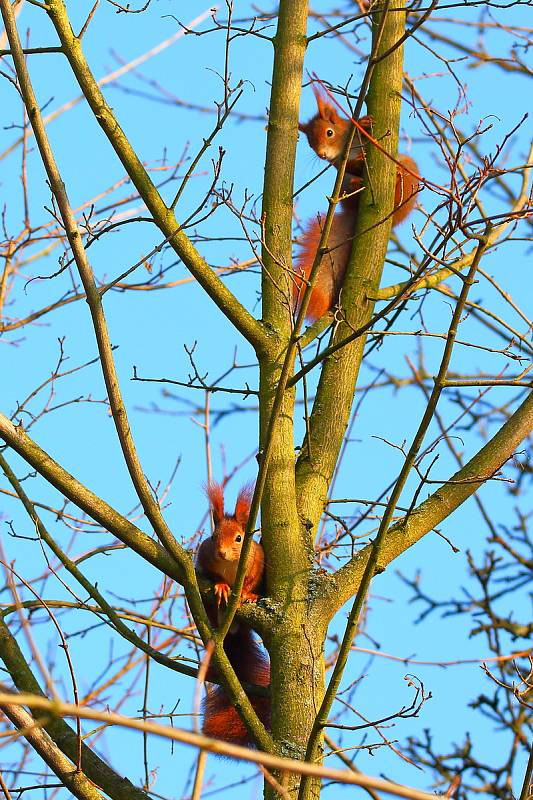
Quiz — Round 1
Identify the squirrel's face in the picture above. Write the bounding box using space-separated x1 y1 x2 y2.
214 517 244 561
299 114 366 165
300 115 345 161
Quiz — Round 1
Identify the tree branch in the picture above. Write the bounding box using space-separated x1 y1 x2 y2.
297 4 407 794
295 0 405 546
0 416 272 747
0 691 105 800
330 389 533 613
0 688 452 800
0 450 201 680
302 224 491 796
43 0 267 353
0 2 273 750
375 170 533 301
0 0 192 573
0 621 152 800
0 413 184 582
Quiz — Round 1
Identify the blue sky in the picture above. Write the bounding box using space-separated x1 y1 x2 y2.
1 1 531 798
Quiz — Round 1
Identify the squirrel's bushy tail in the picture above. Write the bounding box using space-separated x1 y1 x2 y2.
293 154 419 322
392 155 419 225
202 627 270 746
339 155 419 225
293 207 355 322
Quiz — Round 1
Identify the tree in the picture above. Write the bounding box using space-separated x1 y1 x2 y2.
0 1 531 799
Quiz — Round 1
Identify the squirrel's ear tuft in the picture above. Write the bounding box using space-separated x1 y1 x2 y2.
312 84 329 119
206 482 225 525
298 121 308 133
234 483 254 527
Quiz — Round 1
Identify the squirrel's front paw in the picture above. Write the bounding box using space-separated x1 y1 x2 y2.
241 590 259 604
214 582 231 606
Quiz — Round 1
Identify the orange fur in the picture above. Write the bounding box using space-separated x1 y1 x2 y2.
299 86 372 168
203 691 270 747
339 155 419 226
392 155 419 225
202 627 270 746
206 482 225 525
296 91 421 321
234 483 253 527
293 208 355 322
196 483 270 747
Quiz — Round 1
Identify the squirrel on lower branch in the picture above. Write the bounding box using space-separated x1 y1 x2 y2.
196 482 270 746
295 86 420 321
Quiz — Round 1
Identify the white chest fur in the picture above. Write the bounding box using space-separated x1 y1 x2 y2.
211 553 239 586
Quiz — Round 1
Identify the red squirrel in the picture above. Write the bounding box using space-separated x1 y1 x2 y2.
298 85 374 175
295 87 420 321
196 482 270 746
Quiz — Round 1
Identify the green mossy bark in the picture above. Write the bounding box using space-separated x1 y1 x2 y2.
263 0 409 796
259 0 323 795
295 3 408 541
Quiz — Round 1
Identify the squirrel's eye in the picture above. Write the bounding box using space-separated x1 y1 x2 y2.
235 534 242 543
326 128 334 138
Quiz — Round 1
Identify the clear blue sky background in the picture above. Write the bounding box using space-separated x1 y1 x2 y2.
1 1 531 797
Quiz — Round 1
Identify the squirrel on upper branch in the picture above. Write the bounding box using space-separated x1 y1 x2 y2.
196 482 270 746
294 86 420 321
